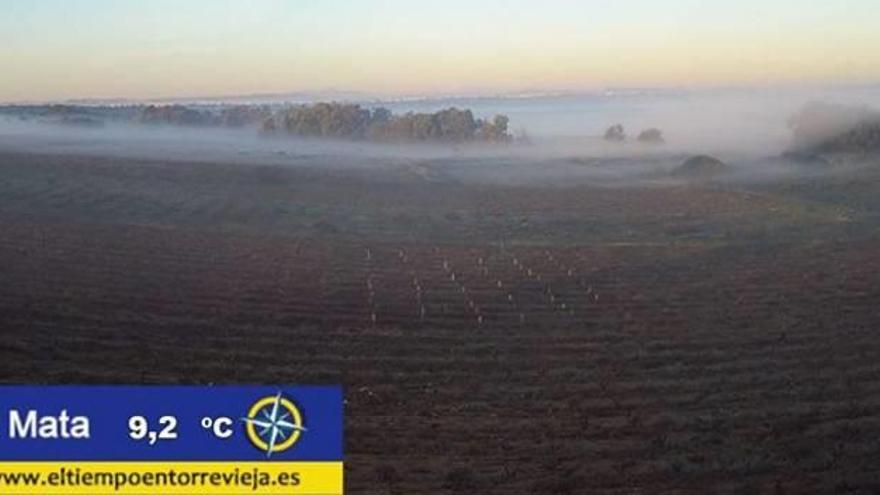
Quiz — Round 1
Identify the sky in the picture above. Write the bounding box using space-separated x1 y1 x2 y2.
1 0 878 102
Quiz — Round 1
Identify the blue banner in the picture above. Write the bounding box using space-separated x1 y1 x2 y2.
0 386 343 461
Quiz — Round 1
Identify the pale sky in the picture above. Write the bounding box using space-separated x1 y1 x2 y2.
1 0 878 102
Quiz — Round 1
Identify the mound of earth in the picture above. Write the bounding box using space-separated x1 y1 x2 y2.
672 155 730 178
780 151 831 168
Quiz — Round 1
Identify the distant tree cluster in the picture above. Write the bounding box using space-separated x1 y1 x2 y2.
262 102 373 138
0 102 512 143
262 103 511 143
637 128 664 143
137 105 216 126
133 104 272 127
0 104 140 123
604 124 626 142
603 124 664 144
788 102 880 153
817 121 880 153
218 105 273 127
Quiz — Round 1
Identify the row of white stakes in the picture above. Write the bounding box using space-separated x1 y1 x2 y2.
363 247 598 326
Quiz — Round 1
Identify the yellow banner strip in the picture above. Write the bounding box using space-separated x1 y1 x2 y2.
0 461 343 495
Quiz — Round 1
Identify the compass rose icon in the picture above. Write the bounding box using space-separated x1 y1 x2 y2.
242 392 307 457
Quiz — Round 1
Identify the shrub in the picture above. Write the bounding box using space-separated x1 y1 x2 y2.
604 124 625 142
637 128 664 144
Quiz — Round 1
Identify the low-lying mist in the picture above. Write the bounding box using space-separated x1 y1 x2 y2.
2 87 879 188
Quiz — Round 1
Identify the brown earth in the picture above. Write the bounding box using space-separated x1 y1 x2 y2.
1 151 879 493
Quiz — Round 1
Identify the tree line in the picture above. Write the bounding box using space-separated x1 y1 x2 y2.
261 103 511 142
1 102 511 143
137 105 272 127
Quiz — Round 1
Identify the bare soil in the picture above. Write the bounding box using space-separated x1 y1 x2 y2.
1 150 879 493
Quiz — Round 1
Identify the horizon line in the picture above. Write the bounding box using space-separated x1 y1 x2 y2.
3 81 880 107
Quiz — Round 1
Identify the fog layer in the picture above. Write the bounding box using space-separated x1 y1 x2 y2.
2 87 879 187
